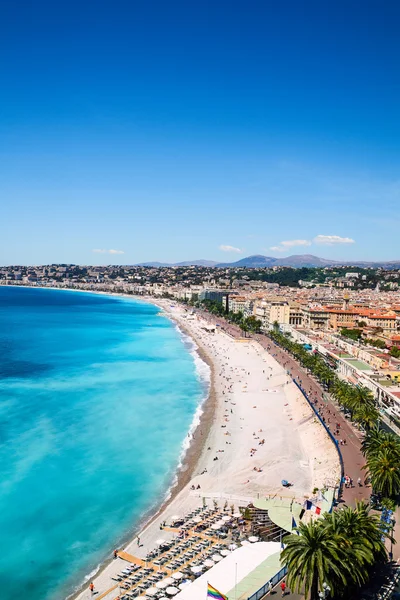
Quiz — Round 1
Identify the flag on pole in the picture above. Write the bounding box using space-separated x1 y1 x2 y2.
305 500 321 515
207 582 228 600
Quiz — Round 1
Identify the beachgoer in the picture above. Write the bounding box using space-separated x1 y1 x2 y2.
137 536 140 546
280 581 286 596
89 582 94 594
113 549 118 559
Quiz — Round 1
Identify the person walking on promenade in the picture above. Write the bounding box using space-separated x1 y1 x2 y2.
280 580 287 596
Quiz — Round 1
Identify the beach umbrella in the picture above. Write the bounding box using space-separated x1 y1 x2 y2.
156 538 166 545
163 577 175 586
222 515 231 522
228 543 237 551
233 512 242 518
241 540 251 546
156 581 168 589
191 565 203 574
212 554 223 562
178 581 191 590
158 597 168 600
216 520 226 527
220 549 230 556
169 515 180 524
203 559 215 568
193 516 202 523
248 536 259 543
145 587 158 596
166 586 179 595
172 572 183 580
211 523 221 530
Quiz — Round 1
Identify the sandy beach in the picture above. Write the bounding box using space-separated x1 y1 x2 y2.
71 298 340 600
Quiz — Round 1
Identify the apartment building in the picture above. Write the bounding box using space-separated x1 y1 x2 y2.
228 295 247 315
253 298 290 330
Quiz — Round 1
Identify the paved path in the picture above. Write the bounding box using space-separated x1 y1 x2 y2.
195 310 369 507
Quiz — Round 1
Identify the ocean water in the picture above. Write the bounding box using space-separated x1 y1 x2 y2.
0 287 209 600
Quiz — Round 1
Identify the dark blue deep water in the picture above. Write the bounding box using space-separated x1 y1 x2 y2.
0 287 206 599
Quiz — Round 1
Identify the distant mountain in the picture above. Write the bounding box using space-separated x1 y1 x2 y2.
216 255 277 268
136 255 400 269
275 254 340 267
135 259 218 267
174 259 218 267
135 261 172 267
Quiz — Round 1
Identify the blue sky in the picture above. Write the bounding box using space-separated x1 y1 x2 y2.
1 0 399 265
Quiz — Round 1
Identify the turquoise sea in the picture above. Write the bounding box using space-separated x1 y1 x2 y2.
0 287 208 600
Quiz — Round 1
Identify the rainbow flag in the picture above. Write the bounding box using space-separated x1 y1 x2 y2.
207 583 228 600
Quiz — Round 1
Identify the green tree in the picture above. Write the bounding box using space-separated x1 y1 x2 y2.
324 501 388 576
281 520 347 600
364 446 400 497
361 427 391 459
390 346 400 359
282 503 390 600
341 328 363 341
245 315 262 332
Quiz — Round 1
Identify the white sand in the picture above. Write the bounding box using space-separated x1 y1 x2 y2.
72 300 340 600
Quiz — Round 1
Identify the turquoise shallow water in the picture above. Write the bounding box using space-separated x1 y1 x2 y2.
0 287 208 600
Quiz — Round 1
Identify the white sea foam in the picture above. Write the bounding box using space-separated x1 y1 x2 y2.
157 310 211 482
72 302 211 600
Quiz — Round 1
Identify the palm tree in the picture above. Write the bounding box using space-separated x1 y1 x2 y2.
354 402 380 430
362 428 400 460
281 520 347 600
364 446 400 497
324 501 388 581
361 426 387 457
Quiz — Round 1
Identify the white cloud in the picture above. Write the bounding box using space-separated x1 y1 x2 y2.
313 235 355 245
219 245 243 253
92 248 125 254
280 239 311 248
270 239 311 252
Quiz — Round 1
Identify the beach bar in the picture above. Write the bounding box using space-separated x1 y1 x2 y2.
173 542 282 600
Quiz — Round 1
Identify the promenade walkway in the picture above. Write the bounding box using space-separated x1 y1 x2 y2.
196 310 369 507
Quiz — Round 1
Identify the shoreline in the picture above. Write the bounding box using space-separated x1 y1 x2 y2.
3 286 341 600
66 297 217 600
2 285 215 600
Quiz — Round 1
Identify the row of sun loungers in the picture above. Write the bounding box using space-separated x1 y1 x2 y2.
114 507 246 600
